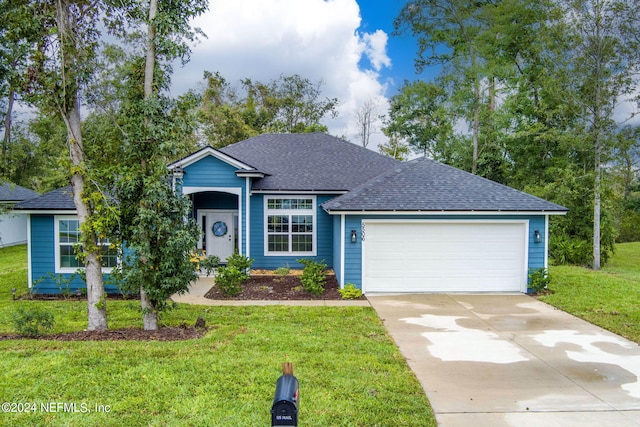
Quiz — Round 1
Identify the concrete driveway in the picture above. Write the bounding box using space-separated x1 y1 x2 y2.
368 294 640 427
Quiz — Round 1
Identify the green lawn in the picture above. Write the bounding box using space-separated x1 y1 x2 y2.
0 245 436 426
541 241 640 344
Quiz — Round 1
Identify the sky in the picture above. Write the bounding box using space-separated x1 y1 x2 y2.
172 0 431 150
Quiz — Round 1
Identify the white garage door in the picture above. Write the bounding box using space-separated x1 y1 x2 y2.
363 221 527 293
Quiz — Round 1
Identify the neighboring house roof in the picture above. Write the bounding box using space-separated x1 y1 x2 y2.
322 157 569 213
219 133 400 191
14 186 75 211
0 183 39 203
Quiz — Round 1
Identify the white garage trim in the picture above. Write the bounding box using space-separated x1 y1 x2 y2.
362 220 529 294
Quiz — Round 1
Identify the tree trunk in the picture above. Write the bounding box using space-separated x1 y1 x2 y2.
140 287 158 330
140 0 159 330
472 86 480 174
471 52 480 175
593 143 601 270
592 7 603 271
56 0 107 330
2 89 14 167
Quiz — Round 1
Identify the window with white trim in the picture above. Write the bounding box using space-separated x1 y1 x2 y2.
265 197 315 255
55 216 118 273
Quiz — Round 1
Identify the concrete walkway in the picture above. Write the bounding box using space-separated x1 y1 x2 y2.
368 293 640 427
170 277 370 306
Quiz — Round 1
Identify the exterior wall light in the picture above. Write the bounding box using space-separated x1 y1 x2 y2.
534 230 542 244
171 166 184 191
351 229 357 243
172 166 184 180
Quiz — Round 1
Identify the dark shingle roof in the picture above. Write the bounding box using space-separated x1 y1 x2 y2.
0 183 38 202
322 157 568 212
14 186 76 211
220 133 399 191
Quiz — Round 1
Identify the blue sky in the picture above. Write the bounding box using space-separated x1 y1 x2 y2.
357 0 426 94
175 0 433 147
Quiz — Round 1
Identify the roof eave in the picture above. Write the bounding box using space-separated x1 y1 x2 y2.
323 209 569 216
13 209 77 214
234 170 266 178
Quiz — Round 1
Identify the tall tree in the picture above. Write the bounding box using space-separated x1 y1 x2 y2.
383 80 453 159
111 0 206 330
565 0 640 269
394 0 487 173
198 72 340 147
22 0 109 330
197 71 260 147
244 74 339 134
355 98 380 148
378 132 410 160
0 0 47 181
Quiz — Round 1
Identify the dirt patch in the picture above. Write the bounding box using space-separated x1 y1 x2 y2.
204 273 360 300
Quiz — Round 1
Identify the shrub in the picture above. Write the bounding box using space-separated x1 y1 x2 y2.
297 258 327 297
199 255 220 276
215 254 253 297
226 253 253 277
528 268 551 294
12 306 56 337
550 235 590 266
338 283 363 300
215 266 244 297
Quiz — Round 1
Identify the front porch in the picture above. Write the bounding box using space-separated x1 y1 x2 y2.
185 190 243 263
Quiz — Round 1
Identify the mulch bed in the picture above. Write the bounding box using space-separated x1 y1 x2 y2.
4 273 362 342
204 273 354 300
0 325 207 342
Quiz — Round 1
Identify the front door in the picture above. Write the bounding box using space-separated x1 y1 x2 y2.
202 211 236 262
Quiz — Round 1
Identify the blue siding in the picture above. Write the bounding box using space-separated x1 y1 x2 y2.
30 215 118 295
249 194 337 269
527 216 546 272
183 156 245 188
343 216 363 287
332 215 342 285
341 214 549 292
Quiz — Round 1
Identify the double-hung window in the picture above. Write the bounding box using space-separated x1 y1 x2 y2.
55 216 118 273
265 197 315 255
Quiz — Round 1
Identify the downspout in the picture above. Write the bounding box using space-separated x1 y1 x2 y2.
245 177 250 259
340 214 345 288
544 215 550 269
27 214 32 288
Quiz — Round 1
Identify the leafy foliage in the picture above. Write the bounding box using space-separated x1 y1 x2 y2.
214 267 244 297
383 80 453 158
297 258 327 297
12 306 55 337
338 283 363 300
527 268 551 294
198 255 220 277
214 253 253 297
198 72 339 147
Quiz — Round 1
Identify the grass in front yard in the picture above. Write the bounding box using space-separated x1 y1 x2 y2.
541 242 640 344
0 246 436 426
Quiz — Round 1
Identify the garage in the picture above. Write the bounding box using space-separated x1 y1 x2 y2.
363 221 528 293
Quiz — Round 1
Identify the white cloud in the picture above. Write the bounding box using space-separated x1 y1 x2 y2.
172 0 391 148
362 29 391 71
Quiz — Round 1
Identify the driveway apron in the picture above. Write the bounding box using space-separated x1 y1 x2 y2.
368 294 640 427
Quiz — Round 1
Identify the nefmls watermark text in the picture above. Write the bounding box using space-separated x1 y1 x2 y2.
2 402 111 414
